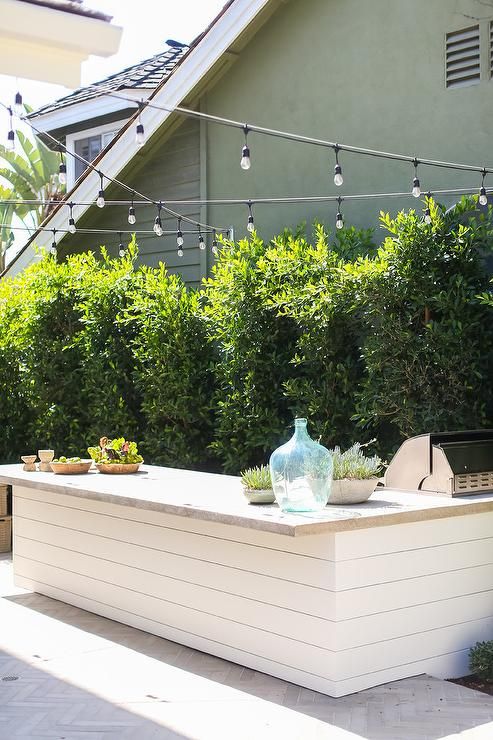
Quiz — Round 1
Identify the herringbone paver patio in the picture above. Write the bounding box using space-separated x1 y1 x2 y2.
1 552 492 739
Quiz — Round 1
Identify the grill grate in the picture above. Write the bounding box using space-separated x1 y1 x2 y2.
454 471 493 493
446 26 480 89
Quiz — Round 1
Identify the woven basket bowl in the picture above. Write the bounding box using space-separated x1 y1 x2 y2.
96 462 142 475
0 486 8 517
0 516 11 552
50 461 92 475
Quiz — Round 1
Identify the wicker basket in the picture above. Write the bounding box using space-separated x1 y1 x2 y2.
0 485 8 517
0 516 12 553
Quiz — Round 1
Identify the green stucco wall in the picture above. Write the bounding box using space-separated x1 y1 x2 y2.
202 0 493 258
56 0 493 285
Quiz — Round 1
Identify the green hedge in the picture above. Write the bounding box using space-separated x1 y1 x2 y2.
1 198 492 472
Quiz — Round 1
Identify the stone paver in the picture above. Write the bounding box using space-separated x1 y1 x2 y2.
1 552 492 739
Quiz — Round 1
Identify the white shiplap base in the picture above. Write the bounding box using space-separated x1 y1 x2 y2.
12 485 493 697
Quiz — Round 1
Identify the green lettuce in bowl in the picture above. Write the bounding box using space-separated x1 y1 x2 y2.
88 437 143 465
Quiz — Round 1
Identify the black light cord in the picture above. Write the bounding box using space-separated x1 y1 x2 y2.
0 223 223 236
18 115 227 235
83 85 493 176
1 185 491 209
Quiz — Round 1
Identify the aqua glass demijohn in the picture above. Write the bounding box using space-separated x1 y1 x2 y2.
269 418 333 512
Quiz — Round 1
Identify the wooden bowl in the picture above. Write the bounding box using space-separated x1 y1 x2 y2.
95 462 142 475
50 460 92 475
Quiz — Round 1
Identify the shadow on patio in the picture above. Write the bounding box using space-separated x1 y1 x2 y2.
2 562 493 740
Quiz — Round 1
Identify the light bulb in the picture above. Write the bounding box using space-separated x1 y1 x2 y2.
119 244 125 257
153 217 163 236
177 248 184 258
14 92 23 117
199 235 205 250
68 218 76 234
6 130 14 151
96 190 105 208
240 145 251 170
58 163 67 185
412 177 421 198
247 216 254 232
335 212 344 230
479 187 488 206
128 206 136 225
212 239 218 255
135 123 145 147
50 244 57 256
334 163 343 187
424 208 432 224
177 232 184 247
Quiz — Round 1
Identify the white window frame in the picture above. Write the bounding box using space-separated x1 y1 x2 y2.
65 119 127 188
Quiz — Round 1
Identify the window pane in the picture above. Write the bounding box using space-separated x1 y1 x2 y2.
74 135 102 180
102 131 117 147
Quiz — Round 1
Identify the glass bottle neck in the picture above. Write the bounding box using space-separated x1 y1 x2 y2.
293 418 310 440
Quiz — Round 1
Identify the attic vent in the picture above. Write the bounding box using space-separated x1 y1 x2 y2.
446 26 480 88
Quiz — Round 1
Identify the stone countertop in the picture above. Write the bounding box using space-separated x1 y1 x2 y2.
1 463 493 537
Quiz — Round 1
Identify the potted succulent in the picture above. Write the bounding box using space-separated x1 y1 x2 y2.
328 442 383 505
241 465 275 504
88 437 143 474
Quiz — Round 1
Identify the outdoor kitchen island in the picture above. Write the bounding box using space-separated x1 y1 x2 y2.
1 463 493 698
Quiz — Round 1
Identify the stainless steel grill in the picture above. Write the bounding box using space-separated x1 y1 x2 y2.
384 430 493 497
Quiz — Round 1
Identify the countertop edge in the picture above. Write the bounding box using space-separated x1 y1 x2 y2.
2 470 493 537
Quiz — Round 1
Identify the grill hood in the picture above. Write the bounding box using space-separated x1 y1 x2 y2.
384 430 493 496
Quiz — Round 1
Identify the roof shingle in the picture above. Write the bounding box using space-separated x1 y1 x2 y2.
28 46 187 119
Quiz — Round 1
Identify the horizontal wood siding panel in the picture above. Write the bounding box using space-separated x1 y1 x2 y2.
14 549 492 687
14 503 493 594
334 511 493 559
336 565 493 619
14 497 338 591
12 572 345 696
335 537 493 589
13 487 493 696
11 572 474 697
62 119 202 285
13 552 337 680
14 518 493 650
13 487 338 558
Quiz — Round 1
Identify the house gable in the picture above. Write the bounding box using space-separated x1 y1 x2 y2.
2 0 277 278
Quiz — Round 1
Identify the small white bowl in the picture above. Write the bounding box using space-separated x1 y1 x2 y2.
243 488 276 504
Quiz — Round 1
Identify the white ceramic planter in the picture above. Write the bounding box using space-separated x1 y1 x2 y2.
242 488 275 504
328 477 377 505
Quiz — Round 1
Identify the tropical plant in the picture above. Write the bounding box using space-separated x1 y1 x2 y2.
0 107 64 268
330 442 383 480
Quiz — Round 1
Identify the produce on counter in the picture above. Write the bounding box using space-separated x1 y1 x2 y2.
52 456 82 463
88 437 143 465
